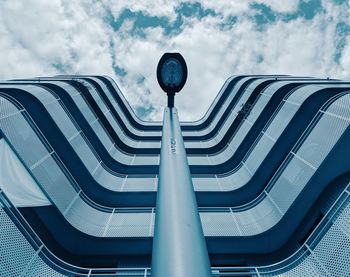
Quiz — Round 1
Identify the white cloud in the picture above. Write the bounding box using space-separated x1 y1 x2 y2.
0 0 350 121
255 0 300 13
195 0 251 17
102 0 179 21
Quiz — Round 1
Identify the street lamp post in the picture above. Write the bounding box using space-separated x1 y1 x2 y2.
151 53 212 277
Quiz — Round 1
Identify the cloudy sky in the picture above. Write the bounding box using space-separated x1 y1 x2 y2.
1 0 350 120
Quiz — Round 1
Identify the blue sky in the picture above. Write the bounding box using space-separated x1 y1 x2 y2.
1 0 350 120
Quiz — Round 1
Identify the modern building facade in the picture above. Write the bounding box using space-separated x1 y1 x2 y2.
0 75 349 276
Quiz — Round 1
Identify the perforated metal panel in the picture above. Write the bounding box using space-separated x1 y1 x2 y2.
69 87 97 123
200 212 241 236
262 196 350 277
209 143 235 165
226 120 251 154
0 208 36 276
286 85 314 105
192 177 221 191
131 155 160 166
0 208 66 276
25 256 66 277
0 97 21 119
31 156 77 212
93 166 125 191
90 119 114 151
0 112 51 168
217 166 251 191
297 112 349 168
245 133 274 173
69 133 100 172
247 93 270 122
65 198 110 237
232 197 282 236
312 201 350 277
269 155 315 214
324 93 350 120
122 176 157 191
44 100 79 141
266 254 326 277
266 101 299 140
106 212 152 237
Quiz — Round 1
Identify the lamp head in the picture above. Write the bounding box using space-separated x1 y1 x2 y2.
157 52 187 94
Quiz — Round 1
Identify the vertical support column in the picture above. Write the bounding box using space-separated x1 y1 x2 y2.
151 107 212 277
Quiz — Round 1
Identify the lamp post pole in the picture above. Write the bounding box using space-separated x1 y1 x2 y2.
151 53 212 277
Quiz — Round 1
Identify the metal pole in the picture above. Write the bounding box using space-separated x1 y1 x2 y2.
167 92 175 108
151 107 212 277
